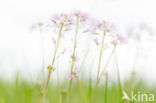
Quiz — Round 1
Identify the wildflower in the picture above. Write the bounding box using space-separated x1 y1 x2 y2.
30 22 44 32
72 10 89 22
139 23 153 35
66 71 80 80
94 20 113 32
50 13 73 31
116 33 127 43
72 10 90 32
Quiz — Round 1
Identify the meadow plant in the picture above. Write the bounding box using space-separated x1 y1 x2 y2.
42 13 73 103
67 10 90 98
32 10 127 103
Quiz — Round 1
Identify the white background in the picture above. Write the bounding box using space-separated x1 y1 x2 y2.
0 0 156 83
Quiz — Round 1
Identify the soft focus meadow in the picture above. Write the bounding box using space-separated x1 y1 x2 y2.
1 0 156 103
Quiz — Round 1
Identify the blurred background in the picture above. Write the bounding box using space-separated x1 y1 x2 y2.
0 0 156 83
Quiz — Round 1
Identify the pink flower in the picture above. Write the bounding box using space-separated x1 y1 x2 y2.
30 23 37 31
30 22 44 32
91 20 115 34
116 34 127 43
72 10 89 24
50 13 73 30
66 71 80 80
139 23 154 35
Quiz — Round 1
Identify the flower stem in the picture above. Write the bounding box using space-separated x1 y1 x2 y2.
40 28 45 85
115 52 123 103
98 47 116 82
95 31 106 91
43 24 63 103
104 73 108 103
67 16 79 101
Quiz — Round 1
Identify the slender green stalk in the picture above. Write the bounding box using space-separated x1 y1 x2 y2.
40 28 45 84
95 31 106 91
43 24 63 103
104 73 108 103
115 52 123 103
89 71 92 100
68 16 79 95
98 47 116 83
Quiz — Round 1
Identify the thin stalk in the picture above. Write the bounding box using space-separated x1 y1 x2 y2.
68 16 79 95
89 71 92 100
104 73 108 103
98 47 116 83
115 52 123 103
43 24 63 103
95 31 106 91
40 28 45 84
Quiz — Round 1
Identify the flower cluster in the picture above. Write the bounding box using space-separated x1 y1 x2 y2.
72 10 89 23
72 10 90 32
92 20 127 48
93 20 114 33
31 10 127 81
50 13 73 31
30 22 45 32
66 71 80 80
127 23 153 42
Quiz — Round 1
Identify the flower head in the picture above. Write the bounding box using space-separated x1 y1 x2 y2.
50 13 73 31
116 33 127 43
72 10 89 22
66 71 80 80
30 22 44 32
91 20 116 36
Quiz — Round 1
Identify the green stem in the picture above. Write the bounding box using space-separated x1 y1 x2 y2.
115 52 123 103
98 47 116 83
43 24 63 103
104 73 108 103
95 31 106 91
67 16 79 102
40 28 45 85
71 16 79 72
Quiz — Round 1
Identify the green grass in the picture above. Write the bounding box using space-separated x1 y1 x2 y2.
0 76 156 103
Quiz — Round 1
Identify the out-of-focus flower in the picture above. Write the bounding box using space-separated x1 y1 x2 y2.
127 23 154 42
30 22 44 32
72 10 89 22
91 20 115 34
66 71 80 80
139 23 153 35
71 55 79 62
111 33 127 46
50 13 73 31
72 10 90 33
116 33 127 43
